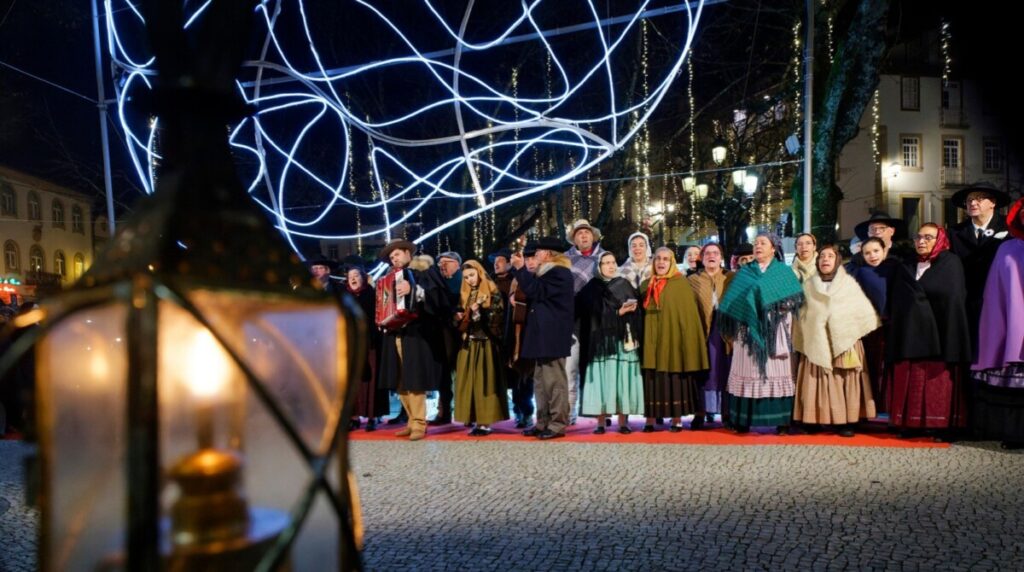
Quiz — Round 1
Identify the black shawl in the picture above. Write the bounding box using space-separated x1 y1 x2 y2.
886 251 972 363
577 277 642 366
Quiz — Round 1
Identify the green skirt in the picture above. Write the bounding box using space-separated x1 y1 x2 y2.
582 346 644 415
455 339 509 425
726 395 794 428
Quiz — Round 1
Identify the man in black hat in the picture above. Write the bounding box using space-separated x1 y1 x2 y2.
851 211 907 265
510 237 574 439
949 182 1012 358
306 256 340 294
505 243 537 428
375 239 448 441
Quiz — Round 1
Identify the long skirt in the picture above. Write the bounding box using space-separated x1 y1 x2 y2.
726 395 794 428
582 346 644 416
703 312 731 415
354 350 390 418
793 341 876 425
861 328 887 414
642 371 702 418
455 340 509 426
972 364 1024 442
888 360 966 429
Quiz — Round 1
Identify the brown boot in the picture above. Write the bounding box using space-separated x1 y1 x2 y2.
409 429 427 441
394 427 412 437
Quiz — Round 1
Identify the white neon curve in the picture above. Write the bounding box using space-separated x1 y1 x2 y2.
105 0 704 253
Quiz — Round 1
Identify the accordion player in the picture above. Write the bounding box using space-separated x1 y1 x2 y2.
375 267 419 330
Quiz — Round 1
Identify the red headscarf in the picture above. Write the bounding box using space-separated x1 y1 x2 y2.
1008 197 1024 240
643 248 681 309
917 225 951 263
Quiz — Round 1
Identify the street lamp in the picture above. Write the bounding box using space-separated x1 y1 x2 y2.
0 3 365 570
711 138 728 166
743 174 759 195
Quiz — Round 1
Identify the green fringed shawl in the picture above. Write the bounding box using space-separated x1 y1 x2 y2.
718 259 804 375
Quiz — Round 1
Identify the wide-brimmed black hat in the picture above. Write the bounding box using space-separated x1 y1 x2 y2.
533 236 568 253
854 211 905 241
378 239 417 260
487 247 513 264
950 181 1012 209
522 243 537 257
733 243 753 257
305 256 336 271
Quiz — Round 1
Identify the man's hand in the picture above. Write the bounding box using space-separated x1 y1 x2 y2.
396 280 411 297
511 251 524 270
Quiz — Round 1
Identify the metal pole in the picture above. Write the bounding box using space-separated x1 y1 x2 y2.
91 0 116 235
802 0 814 234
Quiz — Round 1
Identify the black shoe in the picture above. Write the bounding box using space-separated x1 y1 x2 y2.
838 427 855 438
349 419 361 430
776 425 790 436
618 425 632 435
469 427 491 437
538 430 565 440
642 425 655 433
605 418 612 427
735 426 750 434
690 417 705 431
669 425 683 433
706 413 715 424
428 416 452 426
522 427 542 437
593 426 606 435
514 420 528 429
365 419 377 432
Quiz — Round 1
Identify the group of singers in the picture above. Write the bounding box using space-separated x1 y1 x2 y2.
309 183 1024 448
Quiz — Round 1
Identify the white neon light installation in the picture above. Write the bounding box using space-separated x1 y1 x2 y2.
105 0 704 252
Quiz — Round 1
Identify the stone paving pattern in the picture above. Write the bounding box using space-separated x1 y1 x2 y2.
3 439 1024 571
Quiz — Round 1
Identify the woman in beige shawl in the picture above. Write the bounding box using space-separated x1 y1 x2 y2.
793 244 880 436
791 233 818 283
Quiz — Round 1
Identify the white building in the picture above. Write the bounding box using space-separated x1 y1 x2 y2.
0 166 97 298
837 38 1020 237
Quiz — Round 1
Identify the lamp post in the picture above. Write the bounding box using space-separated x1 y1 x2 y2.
692 144 760 257
1 2 365 570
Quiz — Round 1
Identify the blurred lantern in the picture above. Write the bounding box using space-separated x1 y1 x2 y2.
0 2 365 570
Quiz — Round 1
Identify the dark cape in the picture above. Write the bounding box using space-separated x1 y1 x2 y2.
886 251 972 364
845 256 900 315
377 266 451 392
577 277 642 367
949 216 1010 359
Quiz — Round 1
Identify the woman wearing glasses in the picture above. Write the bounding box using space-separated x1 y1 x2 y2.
886 223 972 440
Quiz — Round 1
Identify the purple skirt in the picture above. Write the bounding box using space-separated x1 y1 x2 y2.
705 311 731 393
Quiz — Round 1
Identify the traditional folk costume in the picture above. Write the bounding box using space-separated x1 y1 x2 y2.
719 256 804 431
640 252 709 429
453 260 509 433
687 263 734 422
886 229 971 432
971 200 1024 447
792 265 880 432
845 255 900 413
578 255 645 427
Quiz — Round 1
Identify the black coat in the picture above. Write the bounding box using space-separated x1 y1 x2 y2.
377 267 449 392
886 251 972 364
949 216 1010 358
514 260 574 360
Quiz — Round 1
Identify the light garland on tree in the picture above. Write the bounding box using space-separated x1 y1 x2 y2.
941 19 952 87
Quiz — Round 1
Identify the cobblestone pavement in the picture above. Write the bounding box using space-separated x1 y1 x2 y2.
4 440 1023 571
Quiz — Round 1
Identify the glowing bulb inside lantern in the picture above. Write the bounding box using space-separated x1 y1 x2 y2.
182 329 231 401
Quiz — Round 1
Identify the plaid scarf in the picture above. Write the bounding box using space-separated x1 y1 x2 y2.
719 258 804 375
566 243 608 294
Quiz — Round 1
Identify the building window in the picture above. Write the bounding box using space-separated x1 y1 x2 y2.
29 245 44 272
327 244 339 260
900 135 922 170
72 205 84 233
4 240 19 272
52 199 65 229
54 250 66 277
900 77 920 111
1 183 15 217
28 191 41 221
984 139 1004 173
74 253 85 280
942 136 964 187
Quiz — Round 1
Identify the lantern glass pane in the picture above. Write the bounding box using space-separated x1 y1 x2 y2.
38 303 128 569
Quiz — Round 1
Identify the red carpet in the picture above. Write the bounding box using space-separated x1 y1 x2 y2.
349 417 949 448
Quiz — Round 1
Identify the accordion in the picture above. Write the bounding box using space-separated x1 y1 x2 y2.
375 268 419 330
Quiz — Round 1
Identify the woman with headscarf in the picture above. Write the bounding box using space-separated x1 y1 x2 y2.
640 247 709 432
344 265 390 431
620 231 653 291
687 243 734 427
792 233 818 283
577 251 645 433
454 260 509 436
887 223 971 440
845 236 901 412
792 245 880 436
971 199 1024 449
719 232 804 434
